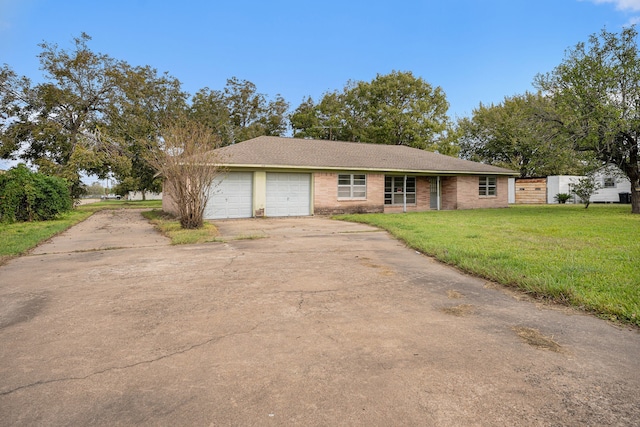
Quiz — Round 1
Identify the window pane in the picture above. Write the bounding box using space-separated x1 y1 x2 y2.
338 175 351 185
406 194 416 204
353 189 366 198
338 187 351 198
406 177 416 192
353 175 366 186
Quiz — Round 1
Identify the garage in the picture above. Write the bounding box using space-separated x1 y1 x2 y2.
266 173 311 217
204 172 253 219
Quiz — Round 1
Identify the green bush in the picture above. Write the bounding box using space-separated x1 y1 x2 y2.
554 193 572 204
0 164 72 223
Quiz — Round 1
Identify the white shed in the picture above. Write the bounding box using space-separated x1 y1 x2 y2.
547 166 631 204
547 175 582 204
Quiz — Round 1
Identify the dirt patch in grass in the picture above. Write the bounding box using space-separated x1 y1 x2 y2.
513 326 562 352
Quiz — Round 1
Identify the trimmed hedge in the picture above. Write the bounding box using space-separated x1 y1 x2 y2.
0 164 73 222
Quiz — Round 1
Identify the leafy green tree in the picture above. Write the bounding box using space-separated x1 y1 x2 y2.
190 87 232 143
290 71 455 153
290 92 352 141
535 26 640 213
0 33 126 198
457 92 583 177
105 64 188 199
191 78 289 145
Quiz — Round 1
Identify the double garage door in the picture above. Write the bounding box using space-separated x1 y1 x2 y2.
204 172 311 219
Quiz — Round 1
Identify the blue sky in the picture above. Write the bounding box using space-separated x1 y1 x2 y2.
1 0 640 130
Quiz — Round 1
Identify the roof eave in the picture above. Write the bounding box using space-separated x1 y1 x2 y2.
216 163 519 176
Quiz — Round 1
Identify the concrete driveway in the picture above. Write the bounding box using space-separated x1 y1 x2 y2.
0 210 638 426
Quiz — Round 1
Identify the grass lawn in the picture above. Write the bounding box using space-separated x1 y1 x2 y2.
142 209 219 244
0 200 162 264
337 204 640 326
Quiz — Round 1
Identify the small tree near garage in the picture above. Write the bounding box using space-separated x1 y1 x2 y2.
146 116 224 229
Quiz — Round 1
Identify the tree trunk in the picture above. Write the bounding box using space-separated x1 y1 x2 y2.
632 187 640 214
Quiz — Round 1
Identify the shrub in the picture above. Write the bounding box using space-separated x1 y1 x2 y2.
554 193 572 204
0 164 73 222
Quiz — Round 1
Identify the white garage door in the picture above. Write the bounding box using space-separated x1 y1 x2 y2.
266 173 311 217
204 172 253 219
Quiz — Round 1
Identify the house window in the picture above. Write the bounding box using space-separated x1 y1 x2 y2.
479 176 497 196
338 174 366 199
603 177 616 188
385 176 416 205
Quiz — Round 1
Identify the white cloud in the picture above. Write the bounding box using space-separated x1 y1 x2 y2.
589 0 640 12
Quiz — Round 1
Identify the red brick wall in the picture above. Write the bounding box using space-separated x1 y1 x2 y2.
161 180 179 215
313 172 385 214
441 176 458 210
454 176 509 209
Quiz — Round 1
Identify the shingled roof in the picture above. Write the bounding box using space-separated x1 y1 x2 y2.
215 136 517 175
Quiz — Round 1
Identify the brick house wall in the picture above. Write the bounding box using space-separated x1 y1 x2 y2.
161 180 179 216
441 176 458 210
313 172 385 214
453 176 509 209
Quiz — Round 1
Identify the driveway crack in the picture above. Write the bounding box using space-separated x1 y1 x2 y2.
0 323 261 397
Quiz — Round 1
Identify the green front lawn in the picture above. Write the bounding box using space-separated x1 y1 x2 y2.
337 205 640 326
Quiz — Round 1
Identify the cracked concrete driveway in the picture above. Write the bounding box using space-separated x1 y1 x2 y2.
1 209 639 426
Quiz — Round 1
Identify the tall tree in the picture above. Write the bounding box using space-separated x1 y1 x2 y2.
105 64 188 199
0 33 125 197
535 26 640 213
190 87 232 143
457 92 583 177
290 92 352 141
290 71 455 154
191 77 289 145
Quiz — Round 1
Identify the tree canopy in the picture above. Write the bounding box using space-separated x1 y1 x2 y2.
0 33 125 197
0 34 287 197
535 26 640 213
290 71 457 155
190 77 289 146
105 63 188 198
457 92 584 177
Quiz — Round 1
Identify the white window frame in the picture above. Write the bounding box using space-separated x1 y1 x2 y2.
338 174 367 200
385 176 416 205
479 176 497 196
